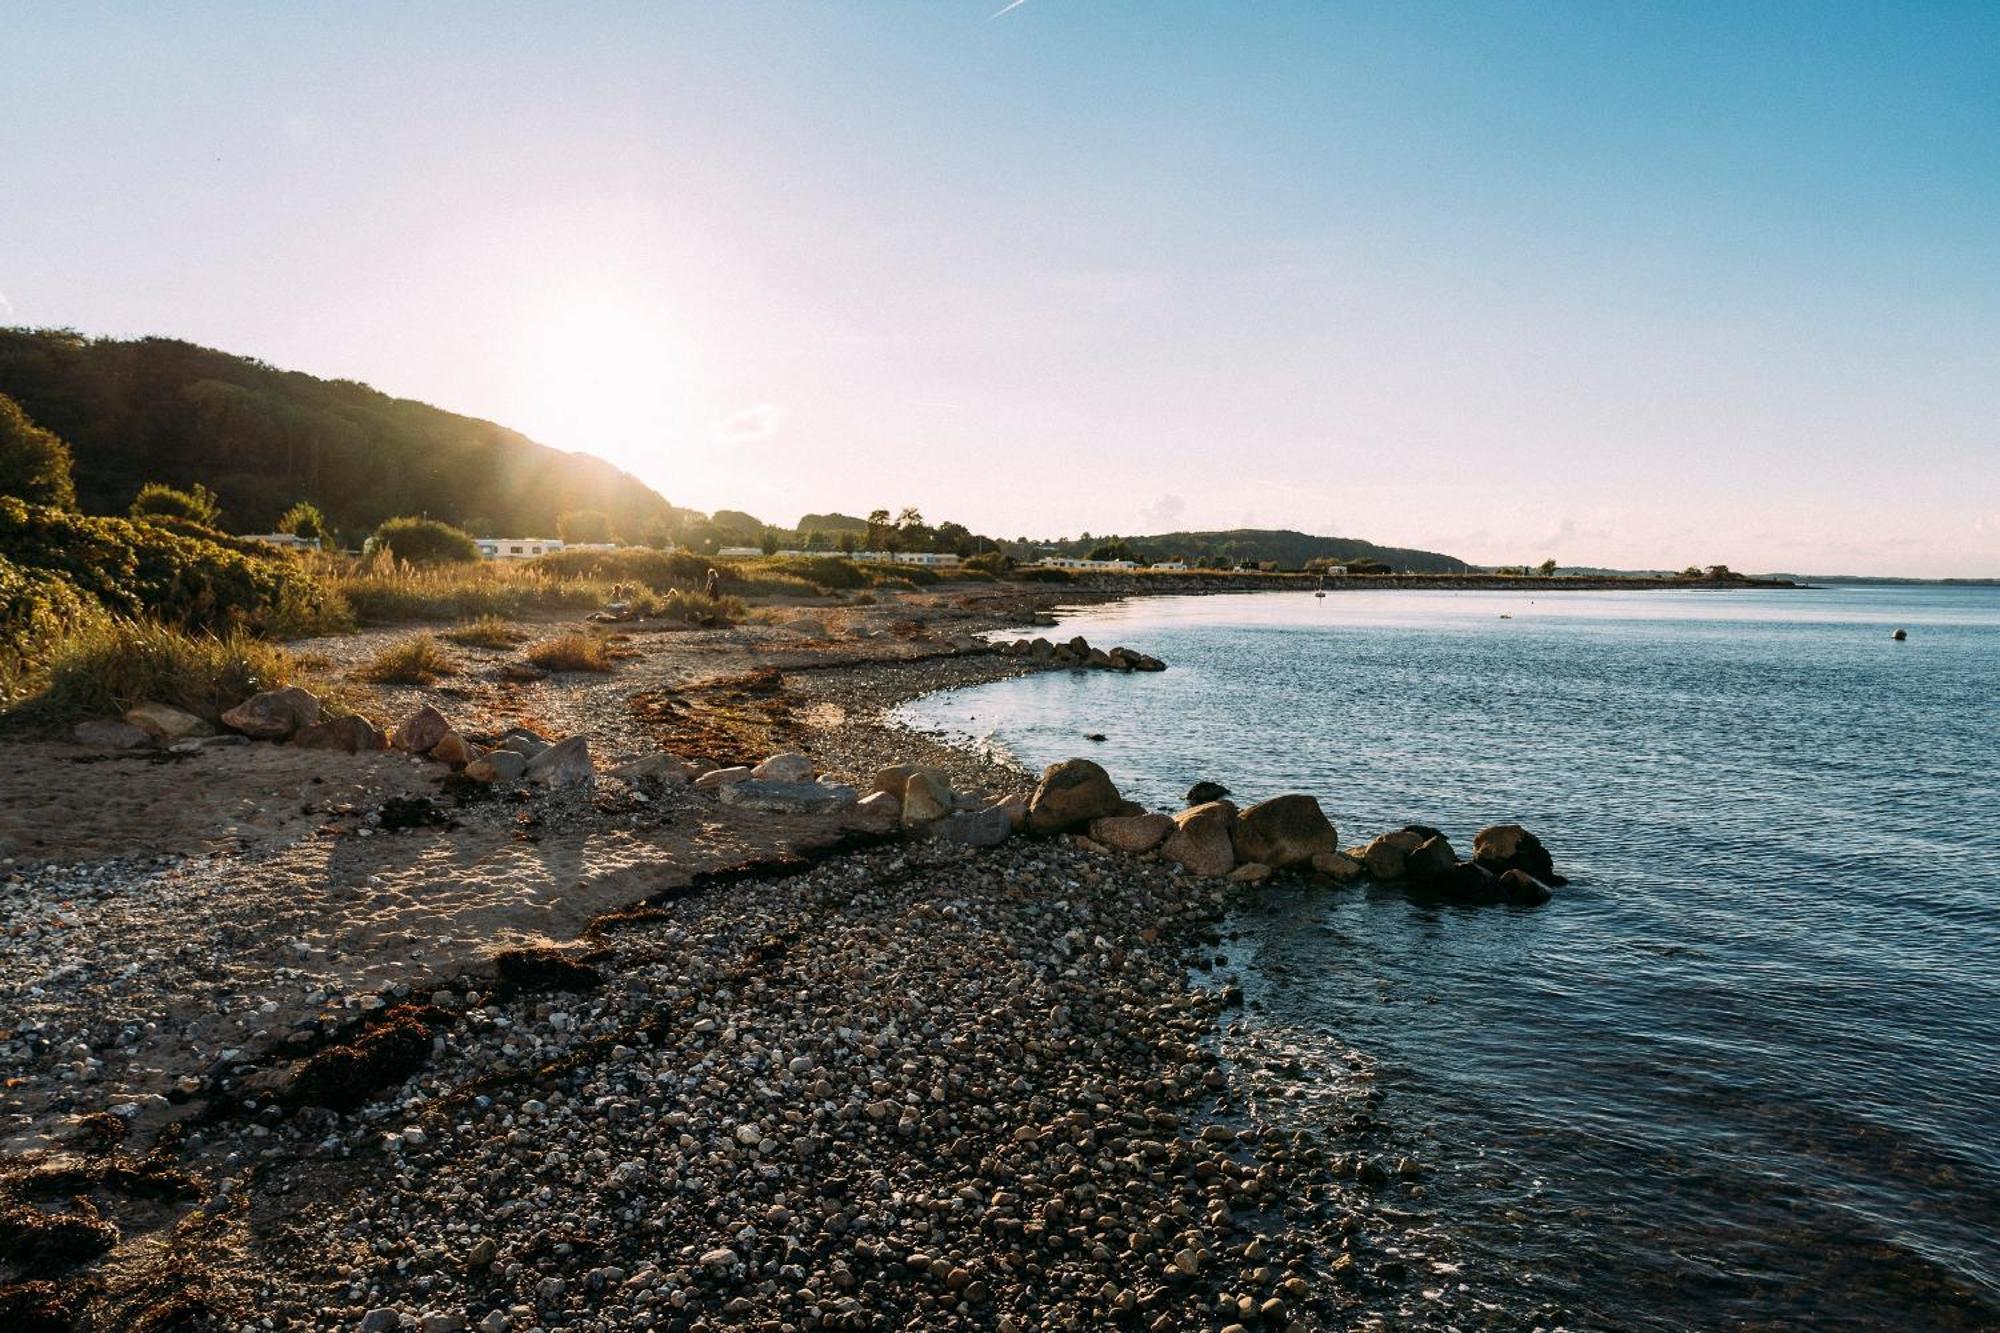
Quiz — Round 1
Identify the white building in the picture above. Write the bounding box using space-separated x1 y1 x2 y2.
716 545 765 558
243 532 320 552
475 537 564 560
848 550 961 567
1035 556 1137 571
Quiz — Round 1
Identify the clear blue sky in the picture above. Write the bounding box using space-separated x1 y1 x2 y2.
4 1 1996 574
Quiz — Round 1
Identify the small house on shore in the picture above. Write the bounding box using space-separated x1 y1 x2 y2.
243 532 321 552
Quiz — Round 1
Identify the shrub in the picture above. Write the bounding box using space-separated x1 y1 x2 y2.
0 497 342 635
0 393 76 509
329 555 608 623
359 633 457 684
654 589 744 626
279 501 334 548
526 632 614 673
0 555 107 705
371 516 479 565
26 617 299 722
442 615 528 648
131 481 223 527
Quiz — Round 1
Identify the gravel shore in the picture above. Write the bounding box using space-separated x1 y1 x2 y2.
0 584 1464 1331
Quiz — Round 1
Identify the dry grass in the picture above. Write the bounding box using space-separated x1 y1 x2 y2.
525 632 616 673
326 553 610 624
441 614 529 648
11 618 300 723
358 633 457 684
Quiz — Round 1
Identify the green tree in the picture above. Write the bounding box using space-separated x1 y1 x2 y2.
0 393 76 509
1087 538 1140 562
278 501 333 548
557 509 613 544
803 529 829 551
131 481 222 528
759 528 781 556
865 508 895 552
837 529 859 554
1537 558 1558 576
371 515 479 564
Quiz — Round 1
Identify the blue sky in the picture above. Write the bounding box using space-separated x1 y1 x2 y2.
3 2 1996 573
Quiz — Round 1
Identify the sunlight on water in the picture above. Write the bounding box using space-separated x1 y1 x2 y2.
899 584 2000 1329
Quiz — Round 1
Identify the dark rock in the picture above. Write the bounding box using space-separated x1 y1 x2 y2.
929 808 1012 847
1471 824 1565 885
220 686 322 741
1186 781 1231 806
1406 833 1459 881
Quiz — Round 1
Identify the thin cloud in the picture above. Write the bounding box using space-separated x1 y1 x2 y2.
988 0 1030 20
715 403 785 445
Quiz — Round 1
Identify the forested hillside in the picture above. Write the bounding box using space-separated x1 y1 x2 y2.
1045 528 1469 573
0 329 678 542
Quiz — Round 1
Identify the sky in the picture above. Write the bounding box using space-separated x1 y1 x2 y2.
3 2 1997 576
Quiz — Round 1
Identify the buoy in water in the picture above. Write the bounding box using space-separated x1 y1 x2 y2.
1891 628 1907 641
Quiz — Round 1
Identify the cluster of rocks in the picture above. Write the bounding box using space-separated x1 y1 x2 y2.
995 634 1165 673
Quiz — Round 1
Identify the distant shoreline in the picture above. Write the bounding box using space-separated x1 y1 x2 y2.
1040 570 1799 596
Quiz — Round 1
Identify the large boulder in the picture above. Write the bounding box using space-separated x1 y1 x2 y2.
464 749 528 784
1185 781 1230 806
854 790 901 827
1089 812 1175 854
1310 849 1365 883
394 705 451 755
494 727 551 759
1026 759 1123 834
430 730 480 768
1420 861 1502 903
718 780 857 815
901 771 955 827
1160 800 1237 878
1231 795 1338 869
124 701 210 743
524 735 592 787
293 713 387 753
1360 829 1425 881
1472 824 1564 885
221 686 322 741
991 793 1028 832
1496 868 1554 905
74 718 151 751
752 753 816 783
1406 833 1459 882
929 807 1012 847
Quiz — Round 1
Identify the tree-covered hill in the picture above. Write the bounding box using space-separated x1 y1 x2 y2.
0 329 678 543
1045 528 1469 573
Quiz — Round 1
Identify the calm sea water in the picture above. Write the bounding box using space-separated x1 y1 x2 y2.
898 584 2000 1331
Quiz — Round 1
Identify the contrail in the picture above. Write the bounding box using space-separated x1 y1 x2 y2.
988 0 1029 19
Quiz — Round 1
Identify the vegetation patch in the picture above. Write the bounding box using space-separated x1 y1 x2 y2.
526 632 615 673
358 632 456 684
494 947 602 993
0 1278 96 1333
441 614 528 648
329 555 607 623
283 1005 446 1112
18 619 299 724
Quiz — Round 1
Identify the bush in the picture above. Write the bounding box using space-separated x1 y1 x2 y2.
0 497 343 636
359 633 456 684
25 617 299 722
329 555 608 623
279 501 333 548
0 393 76 509
131 481 223 527
653 588 744 626
442 615 528 648
0 555 107 704
371 516 479 565
526 632 615 673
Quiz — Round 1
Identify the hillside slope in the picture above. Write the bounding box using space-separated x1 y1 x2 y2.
1049 528 1469 573
0 329 677 541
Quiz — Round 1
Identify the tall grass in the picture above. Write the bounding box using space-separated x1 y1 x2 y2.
326 553 610 624
526 632 615 673
442 615 529 648
358 633 457 684
22 618 300 723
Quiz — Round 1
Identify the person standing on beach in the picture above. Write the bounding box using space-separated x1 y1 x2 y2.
703 567 721 600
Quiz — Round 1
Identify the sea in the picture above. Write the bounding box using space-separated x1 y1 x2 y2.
896 582 2000 1331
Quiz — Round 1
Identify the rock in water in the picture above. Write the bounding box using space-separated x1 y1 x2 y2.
1406 833 1459 881
395 705 451 754
1089 812 1175 854
717 780 858 815
1361 829 1425 880
74 718 151 751
901 771 955 826
464 749 528 784
930 807 1012 847
123 701 210 742
1186 781 1231 806
524 735 592 786
1026 758 1123 834
1471 823 1564 885
1231 794 1338 868
1496 868 1554 904
751 752 815 782
1161 800 1238 877
221 685 322 740
1310 849 1365 883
